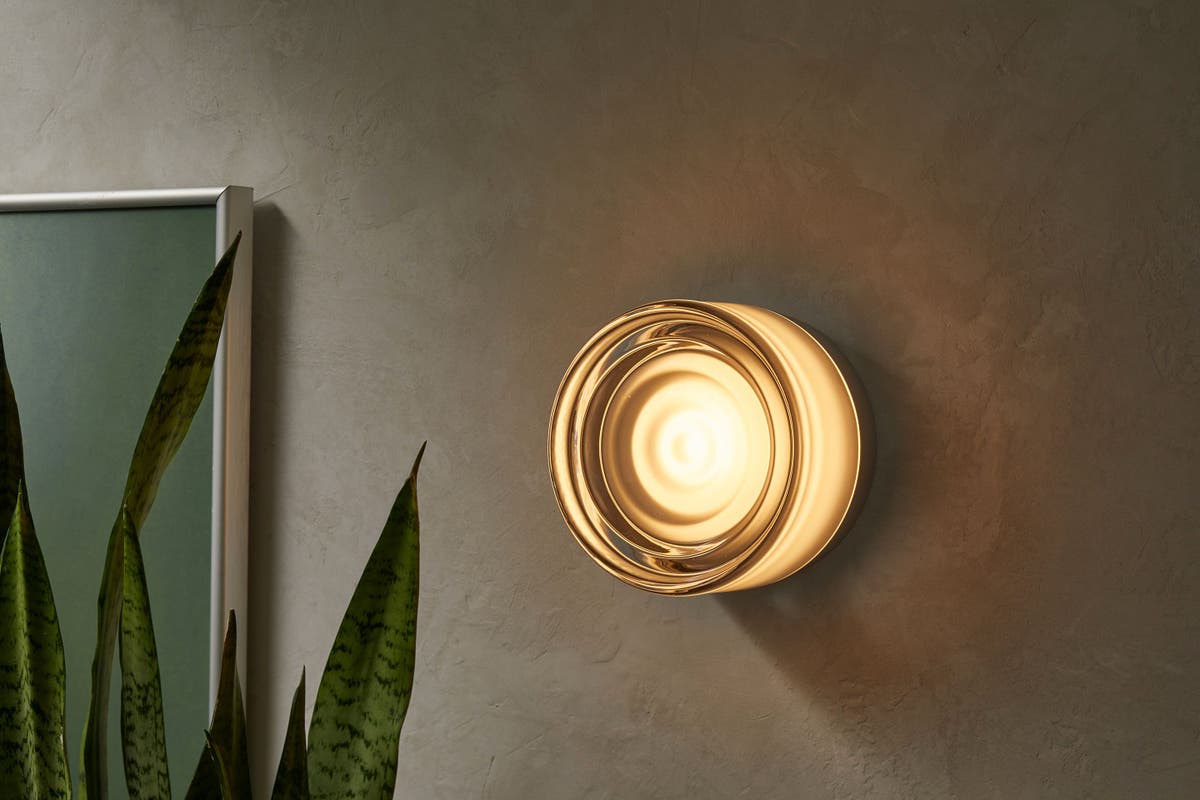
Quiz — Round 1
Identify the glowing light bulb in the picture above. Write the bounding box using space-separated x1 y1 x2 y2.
658 409 719 485
549 300 873 595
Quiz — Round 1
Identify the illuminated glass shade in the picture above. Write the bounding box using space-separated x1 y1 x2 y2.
548 300 873 595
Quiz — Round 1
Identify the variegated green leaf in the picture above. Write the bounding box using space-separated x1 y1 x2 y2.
184 612 250 800
79 518 124 800
0 483 71 800
0 327 24 548
181 737 221 800
118 508 170 800
270 671 310 800
81 233 241 800
199 734 233 800
121 232 241 530
308 444 424 800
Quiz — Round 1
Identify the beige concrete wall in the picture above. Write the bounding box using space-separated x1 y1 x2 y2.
3 1 1198 797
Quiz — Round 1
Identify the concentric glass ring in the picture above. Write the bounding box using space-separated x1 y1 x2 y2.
549 300 873 595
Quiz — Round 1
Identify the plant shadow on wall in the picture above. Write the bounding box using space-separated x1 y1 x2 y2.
0 234 424 799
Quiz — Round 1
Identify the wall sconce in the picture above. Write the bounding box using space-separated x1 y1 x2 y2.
549 300 873 595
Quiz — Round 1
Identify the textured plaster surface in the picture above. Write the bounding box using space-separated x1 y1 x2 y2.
3 1 1199 797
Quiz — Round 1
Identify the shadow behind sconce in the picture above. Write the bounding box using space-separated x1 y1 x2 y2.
549 300 873 595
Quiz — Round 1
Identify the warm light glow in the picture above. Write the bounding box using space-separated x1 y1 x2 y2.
549 300 873 595
601 351 770 546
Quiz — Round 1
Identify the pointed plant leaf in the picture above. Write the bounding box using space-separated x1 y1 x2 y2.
270 670 310 800
79 517 123 800
181 738 221 800
123 231 241 529
119 508 171 799
0 327 25 549
82 233 241 800
308 444 424 800
184 612 250 800
0 483 71 799
193 734 233 800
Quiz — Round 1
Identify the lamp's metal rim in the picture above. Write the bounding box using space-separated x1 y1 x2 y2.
754 320 875 579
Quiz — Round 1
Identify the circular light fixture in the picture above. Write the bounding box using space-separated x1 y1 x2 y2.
548 300 873 595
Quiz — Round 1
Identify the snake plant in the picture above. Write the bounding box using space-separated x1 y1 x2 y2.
0 235 421 799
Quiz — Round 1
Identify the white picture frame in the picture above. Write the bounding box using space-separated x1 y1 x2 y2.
0 186 252 706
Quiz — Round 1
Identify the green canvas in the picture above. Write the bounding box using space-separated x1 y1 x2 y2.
0 205 216 799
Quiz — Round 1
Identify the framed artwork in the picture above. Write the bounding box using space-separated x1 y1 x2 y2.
0 187 251 796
